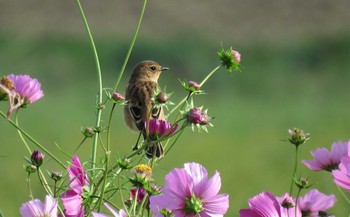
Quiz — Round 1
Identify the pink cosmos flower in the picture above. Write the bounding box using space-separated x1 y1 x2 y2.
20 195 57 217
92 203 126 217
240 192 301 217
302 141 348 172
332 156 350 192
60 156 89 217
297 189 336 217
149 162 229 216
0 74 44 118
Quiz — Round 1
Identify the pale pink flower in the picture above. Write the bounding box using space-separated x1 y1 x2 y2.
332 156 350 192
297 189 336 217
20 195 57 217
60 156 89 217
150 162 229 216
92 203 126 217
240 192 301 217
303 141 348 172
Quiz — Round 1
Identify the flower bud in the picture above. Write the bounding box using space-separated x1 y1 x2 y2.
82 127 95 138
231 50 241 64
51 171 63 181
130 187 147 203
112 92 125 103
188 108 202 125
288 128 310 147
31 150 44 167
280 196 295 208
133 164 152 181
188 81 201 91
156 91 169 104
25 164 37 173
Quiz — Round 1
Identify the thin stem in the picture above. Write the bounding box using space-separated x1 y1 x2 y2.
97 103 116 210
113 0 148 92
336 185 350 205
289 145 299 195
0 110 66 169
295 188 302 217
26 173 34 200
76 0 103 178
37 168 53 195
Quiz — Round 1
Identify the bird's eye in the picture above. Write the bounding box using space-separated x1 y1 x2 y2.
150 66 156 71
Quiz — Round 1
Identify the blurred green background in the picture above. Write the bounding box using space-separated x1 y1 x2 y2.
1 0 350 216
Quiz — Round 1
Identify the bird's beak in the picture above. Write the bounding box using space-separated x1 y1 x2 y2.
161 66 169 71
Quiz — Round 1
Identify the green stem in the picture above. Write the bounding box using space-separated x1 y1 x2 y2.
97 104 116 210
336 185 350 205
289 145 299 195
0 110 66 169
295 188 302 217
113 0 148 92
37 168 53 195
26 173 34 200
76 0 103 178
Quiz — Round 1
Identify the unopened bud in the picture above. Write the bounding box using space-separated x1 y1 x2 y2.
82 127 95 138
51 172 63 181
288 128 310 147
25 164 37 173
156 92 169 104
188 81 201 91
112 92 125 103
31 150 44 167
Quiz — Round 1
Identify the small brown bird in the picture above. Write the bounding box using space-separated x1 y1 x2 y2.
124 60 169 158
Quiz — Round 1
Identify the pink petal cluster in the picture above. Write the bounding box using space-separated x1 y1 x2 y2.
231 50 241 64
149 162 229 217
146 119 178 139
240 192 301 217
297 189 336 217
60 156 89 217
7 74 44 104
188 107 210 126
0 74 43 118
303 141 348 172
92 203 126 217
20 195 57 217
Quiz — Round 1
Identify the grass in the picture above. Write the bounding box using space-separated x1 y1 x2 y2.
1 34 350 216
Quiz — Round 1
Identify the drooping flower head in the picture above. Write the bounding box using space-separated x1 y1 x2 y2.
92 203 126 217
239 192 301 217
297 189 336 217
0 74 44 118
146 119 178 141
20 195 57 217
303 140 348 172
150 162 229 216
332 156 350 192
60 156 89 217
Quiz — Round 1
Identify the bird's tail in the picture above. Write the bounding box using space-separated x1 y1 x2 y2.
146 142 164 159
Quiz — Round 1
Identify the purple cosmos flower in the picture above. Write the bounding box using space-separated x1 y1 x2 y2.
60 156 89 217
92 203 126 217
332 156 350 192
20 195 57 217
297 189 336 217
0 74 44 118
150 162 229 216
146 119 178 140
303 141 348 172
240 192 301 217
